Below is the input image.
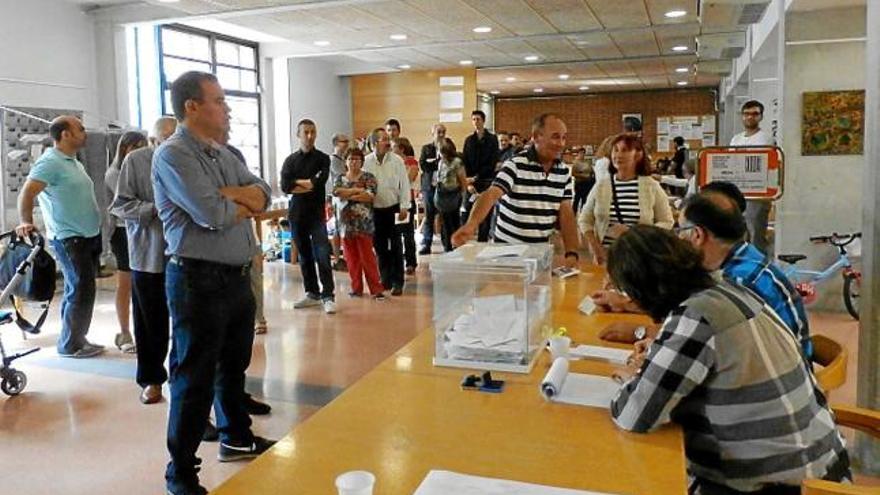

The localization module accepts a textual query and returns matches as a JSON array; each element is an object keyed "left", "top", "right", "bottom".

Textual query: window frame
[{"left": 157, "top": 24, "right": 263, "bottom": 176}]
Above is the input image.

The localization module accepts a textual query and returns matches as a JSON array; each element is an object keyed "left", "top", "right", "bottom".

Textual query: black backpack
[{"left": 0, "top": 235, "right": 56, "bottom": 334}]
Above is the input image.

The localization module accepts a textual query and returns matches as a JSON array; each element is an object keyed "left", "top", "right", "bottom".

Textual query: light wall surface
[{"left": 287, "top": 57, "right": 353, "bottom": 156}]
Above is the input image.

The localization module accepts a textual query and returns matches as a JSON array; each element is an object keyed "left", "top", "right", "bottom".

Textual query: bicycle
[{"left": 776, "top": 232, "right": 862, "bottom": 320}]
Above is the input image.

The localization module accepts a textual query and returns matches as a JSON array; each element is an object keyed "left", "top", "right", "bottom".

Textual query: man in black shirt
[
  {"left": 280, "top": 119, "right": 336, "bottom": 314},
  {"left": 462, "top": 110, "right": 499, "bottom": 242},
  {"left": 671, "top": 136, "right": 687, "bottom": 178}
]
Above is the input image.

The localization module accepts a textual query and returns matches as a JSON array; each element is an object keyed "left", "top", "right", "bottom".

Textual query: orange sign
[{"left": 697, "top": 146, "right": 784, "bottom": 200}]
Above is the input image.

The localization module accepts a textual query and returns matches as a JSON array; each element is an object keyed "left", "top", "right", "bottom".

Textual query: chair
[
  {"left": 812, "top": 334, "right": 848, "bottom": 394},
  {"left": 802, "top": 405, "right": 880, "bottom": 495}
]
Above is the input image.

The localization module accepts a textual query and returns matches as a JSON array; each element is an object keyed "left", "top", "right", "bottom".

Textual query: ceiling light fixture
[
  {"left": 490, "top": 90, "right": 500, "bottom": 95},
  {"left": 524, "top": 55, "right": 539, "bottom": 62},
  {"left": 558, "top": 74, "right": 570, "bottom": 80},
  {"left": 533, "top": 88, "right": 544, "bottom": 93},
  {"left": 397, "top": 64, "right": 411, "bottom": 70},
  {"left": 314, "top": 40, "right": 330, "bottom": 47},
  {"left": 676, "top": 81, "right": 688, "bottom": 86},
  {"left": 578, "top": 86, "right": 589, "bottom": 91},
  {"left": 390, "top": 34, "right": 408, "bottom": 41},
  {"left": 672, "top": 45, "right": 689, "bottom": 52},
  {"left": 675, "top": 67, "right": 689, "bottom": 73},
  {"left": 473, "top": 26, "right": 492, "bottom": 33},
  {"left": 364, "top": 43, "right": 383, "bottom": 48},
  {"left": 157, "top": 0, "right": 181, "bottom": 3},
  {"left": 505, "top": 76, "right": 516, "bottom": 82},
  {"left": 665, "top": 10, "right": 687, "bottom": 18},
  {"left": 459, "top": 60, "right": 473, "bottom": 66},
  {"left": 575, "top": 40, "right": 590, "bottom": 45}
]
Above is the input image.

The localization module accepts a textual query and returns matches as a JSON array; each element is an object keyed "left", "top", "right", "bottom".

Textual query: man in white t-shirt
[{"left": 730, "top": 100, "right": 774, "bottom": 253}]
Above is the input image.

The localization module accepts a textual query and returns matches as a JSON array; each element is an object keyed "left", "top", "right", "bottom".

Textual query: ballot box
[{"left": 430, "top": 243, "right": 553, "bottom": 373}]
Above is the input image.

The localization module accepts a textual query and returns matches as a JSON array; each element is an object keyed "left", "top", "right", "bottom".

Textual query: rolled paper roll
[{"left": 540, "top": 357, "right": 569, "bottom": 400}]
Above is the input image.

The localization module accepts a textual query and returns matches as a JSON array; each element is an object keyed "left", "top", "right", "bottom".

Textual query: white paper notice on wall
[
  {"left": 702, "top": 115, "right": 716, "bottom": 132},
  {"left": 440, "top": 90, "right": 464, "bottom": 109},
  {"left": 706, "top": 153, "right": 769, "bottom": 193},
  {"left": 657, "top": 117, "right": 670, "bottom": 134},
  {"left": 439, "top": 76, "right": 464, "bottom": 87},
  {"left": 439, "top": 112, "right": 463, "bottom": 123},
  {"left": 657, "top": 135, "right": 670, "bottom": 152},
  {"left": 702, "top": 134, "right": 716, "bottom": 147}
]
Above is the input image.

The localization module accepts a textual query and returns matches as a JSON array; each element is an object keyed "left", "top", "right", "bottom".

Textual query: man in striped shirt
[
  {"left": 452, "top": 113, "right": 580, "bottom": 268},
  {"left": 608, "top": 226, "right": 849, "bottom": 494}
]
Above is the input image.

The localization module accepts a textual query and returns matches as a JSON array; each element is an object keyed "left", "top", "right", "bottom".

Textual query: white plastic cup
[
  {"left": 549, "top": 336, "right": 571, "bottom": 360},
  {"left": 335, "top": 470, "right": 376, "bottom": 495}
]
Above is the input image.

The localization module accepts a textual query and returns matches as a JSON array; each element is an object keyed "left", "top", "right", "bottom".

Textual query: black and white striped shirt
[
  {"left": 602, "top": 177, "right": 640, "bottom": 246},
  {"left": 492, "top": 148, "right": 573, "bottom": 243}
]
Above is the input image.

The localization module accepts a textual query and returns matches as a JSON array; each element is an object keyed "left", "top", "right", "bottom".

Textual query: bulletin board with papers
[{"left": 655, "top": 114, "right": 717, "bottom": 154}]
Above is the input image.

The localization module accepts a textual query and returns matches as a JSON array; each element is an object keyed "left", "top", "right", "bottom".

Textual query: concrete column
[{"left": 857, "top": 0, "right": 880, "bottom": 475}]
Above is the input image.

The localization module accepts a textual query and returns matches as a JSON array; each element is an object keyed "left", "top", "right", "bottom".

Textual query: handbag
[{"left": 0, "top": 237, "right": 56, "bottom": 334}]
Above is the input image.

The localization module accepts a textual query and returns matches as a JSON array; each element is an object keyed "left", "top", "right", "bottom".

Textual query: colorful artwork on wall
[{"left": 801, "top": 90, "right": 865, "bottom": 155}]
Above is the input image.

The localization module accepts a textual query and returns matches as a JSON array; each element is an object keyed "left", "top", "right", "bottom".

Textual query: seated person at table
[
  {"left": 595, "top": 182, "right": 811, "bottom": 359},
  {"left": 607, "top": 226, "right": 849, "bottom": 494}
]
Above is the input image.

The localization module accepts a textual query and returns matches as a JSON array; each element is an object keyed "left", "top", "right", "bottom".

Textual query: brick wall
[{"left": 494, "top": 89, "right": 717, "bottom": 156}]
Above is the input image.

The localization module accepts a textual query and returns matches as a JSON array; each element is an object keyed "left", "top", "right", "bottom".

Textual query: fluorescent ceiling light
[
  {"left": 675, "top": 67, "right": 689, "bottom": 73},
  {"left": 671, "top": 45, "right": 688, "bottom": 52},
  {"left": 314, "top": 40, "right": 330, "bottom": 47},
  {"left": 397, "top": 64, "right": 411, "bottom": 69},
  {"left": 505, "top": 76, "right": 516, "bottom": 82},
  {"left": 390, "top": 34, "right": 407, "bottom": 41},
  {"left": 179, "top": 19, "right": 285, "bottom": 43},
  {"left": 786, "top": 37, "right": 866, "bottom": 46},
  {"left": 524, "top": 55, "right": 539, "bottom": 62},
  {"left": 459, "top": 60, "right": 473, "bottom": 66},
  {"left": 575, "top": 40, "right": 589, "bottom": 46},
  {"left": 533, "top": 88, "right": 544, "bottom": 93},
  {"left": 665, "top": 10, "right": 687, "bottom": 18},
  {"left": 490, "top": 90, "right": 500, "bottom": 95},
  {"left": 578, "top": 86, "right": 589, "bottom": 91},
  {"left": 473, "top": 26, "right": 492, "bottom": 33},
  {"left": 158, "top": 0, "right": 180, "bottom": 3},
  {"left": 558, "top": 74, "right": 570, "bottom": 80},
  {"left": 364, "top": 43, "right": 383, "bottom": 48},
  {"left": 676, "top": 81, "right": 688, "bottom": 86}
]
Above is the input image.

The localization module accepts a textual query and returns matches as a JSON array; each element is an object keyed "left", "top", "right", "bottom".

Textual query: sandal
[{"left": 115, "top": 333, "right": 137, "bottom": 354}]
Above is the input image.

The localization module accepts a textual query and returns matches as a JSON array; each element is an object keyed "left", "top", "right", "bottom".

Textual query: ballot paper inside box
[{"left": 430, "top": 243, "right": 552, "bottom": 373}]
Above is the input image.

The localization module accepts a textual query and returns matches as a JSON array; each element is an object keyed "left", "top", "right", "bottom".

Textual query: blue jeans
[
  {"left": 421, "top": 187, "right": 437, "bottom": 249},
  {"left": 290, "top": 216, "right": 335, "bottom": 300},
  {"left": 50, "top": 235, "right": 100, "bottom": 354},
  {"left": 165, "top": 258, "right": 255, "bottom": 484}
]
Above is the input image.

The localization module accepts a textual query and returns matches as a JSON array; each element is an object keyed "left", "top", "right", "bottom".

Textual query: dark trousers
[
  {"left": 396, "top": 200, "right": 417, "bottom": 268},
  {"left": 373, "top": 205, "right": 404, "bottom": 290},
  {"left": 165, "top": 259, "right": 255, "bottom": 484},
  {"left": 440, "top": 205, "right": 461, "bottom": 252},
  {"left": 573, "top": 178, "right": 594, "bottom": 213},
  {"left": 463, "top": 191, "right": 493, "bottom": 242},
  {"left": 290, "top": 215, "right": 335, "bottom": 300},
  {"left": 50, "top": 235, "right": 100, "bottom": 354},
  {"left": 132, "top": 270, "right": 169, "bottom": 387},
  {"left": 421, "top": 187, "right": 437, "bottom": 249}
]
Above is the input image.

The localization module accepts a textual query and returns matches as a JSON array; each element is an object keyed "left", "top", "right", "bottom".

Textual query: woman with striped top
[
  {"left": 579, "top": 133, "right": 673, "bottom": 264},
  {"left": 608, "top": 226, "right": 850, "bottom": 494}
]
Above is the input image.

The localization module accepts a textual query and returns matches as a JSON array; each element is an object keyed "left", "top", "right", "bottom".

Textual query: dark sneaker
[
  {"left": 202, "top": 420, "right": 219, "bottom": 442},
  {"left": 58, "top": 343, "right": 105, "bottom": 359},
  {"left": 218, "top": 436, "right": 277, "bottom": 462},
  {"left": 244, "top": 394, "right": 271, "bottom": 416},
  {"left": 391, "top": 286, "right": 403, "bottom": 296},
  {"left": 418, "top": 247, "right": 431, "bottom": 255},
  {"left": 166, "top": 477, "right": 207, "bottom": 495}
]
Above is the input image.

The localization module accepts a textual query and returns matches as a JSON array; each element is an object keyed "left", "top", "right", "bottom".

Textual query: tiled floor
[{"left": 0, "top": 254, "right": 876, "bottom": 494}]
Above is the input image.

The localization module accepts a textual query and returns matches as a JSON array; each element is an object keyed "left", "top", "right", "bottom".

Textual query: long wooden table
[{"left": 213, "top": 265, "right": 686, "bottom": 495}]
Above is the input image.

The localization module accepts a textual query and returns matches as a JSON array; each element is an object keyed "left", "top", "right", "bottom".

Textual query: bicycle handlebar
[{"left": 809, "top": 232, "right": 861, "bottom": 247}]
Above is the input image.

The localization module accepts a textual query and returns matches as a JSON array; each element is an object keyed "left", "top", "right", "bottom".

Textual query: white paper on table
[
  {"left": 476, "top": 244, "right": 529, "bottom": 259},
  {"left": 413, "top": 470, "right": 616, "bottom": 495},
  {"left": 440, "top": 90, "right": 465, "bottom": 109},
  {"left": 540, "top": 358, "right": 619, "bottom": 408},
  {"left": 577, "top": 296, "right": 596, "bottom": 315},
  {"left": 569, "top": 345, "right": 630, "bottom": 365}
]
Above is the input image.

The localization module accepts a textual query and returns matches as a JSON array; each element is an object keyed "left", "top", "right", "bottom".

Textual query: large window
[{"left": 158, "top": 25, "right": 262, "bottom": 176}]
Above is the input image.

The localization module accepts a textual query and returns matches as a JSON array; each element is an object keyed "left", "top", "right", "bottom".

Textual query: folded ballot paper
[
  {"left": 414, "top": 470, "right": 616, "bottom": 495},
  {"left": 444, "top": 295, "right": 527, "bottom": 363},
  {"left": 540, "top": 358, "right": 620, "bottom": 408}
]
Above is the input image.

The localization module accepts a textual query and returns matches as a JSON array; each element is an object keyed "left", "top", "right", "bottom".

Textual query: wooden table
[{"left": 213, "top": 265, "right": 685, "bottom": 495}]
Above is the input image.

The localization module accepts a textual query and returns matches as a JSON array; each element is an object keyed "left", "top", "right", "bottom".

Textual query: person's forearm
[
  {"left": 17, "top": 192, "right": 34, "bottom": 224},
  {"left": 351, "top": 192, "right": 374, "bottom": 203},
  {"left": 221, "top": 185, "right": 267, "bottom": 213},
  {"left": 558, "top": 204, "right": 580, "bottom": 253},
  {"left": 465, "top": 189, "right": 499, "bottom": 227}
]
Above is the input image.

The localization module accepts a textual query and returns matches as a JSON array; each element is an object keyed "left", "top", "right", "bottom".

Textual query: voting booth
[{"left": 430, "top": 243, "right": 552, "bottom": 373}]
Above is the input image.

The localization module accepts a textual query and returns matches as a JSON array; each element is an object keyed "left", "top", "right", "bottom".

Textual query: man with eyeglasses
[
  {"left": 328, "top": 133, "right": 350, "bottom": 270},
  {"left": 730, "top": 99, "right": 774, "bottom": 254},
  {"left": 595, "top": 182, "right": 811, "bottom": 360}
]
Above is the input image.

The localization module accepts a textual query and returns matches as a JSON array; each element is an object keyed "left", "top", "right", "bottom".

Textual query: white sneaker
[
  {"left": 293, "top": 296, "right": 322, "bottom": 309},
  {"left": 323, "top": 300, "right": 337, "bottom": 314}
]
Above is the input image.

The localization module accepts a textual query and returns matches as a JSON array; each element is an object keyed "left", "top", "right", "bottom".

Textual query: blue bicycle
[{"left": 777, "top": 232, "right": 862, "bottom": 320}]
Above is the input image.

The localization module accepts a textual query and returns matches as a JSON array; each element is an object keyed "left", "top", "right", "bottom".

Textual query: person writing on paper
[
  {"left": 451, "top": 113, "right": 580, "bottom": 269},
  {"left": 578, "top": 133, "right": 673, "bottom": 265},
  {"left": 606, "top": 225, "right": 850, "bottom": 494}
]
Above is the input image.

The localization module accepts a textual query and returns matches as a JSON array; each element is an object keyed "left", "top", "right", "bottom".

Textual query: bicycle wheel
[{"left": 843, "top": 272, "right": 860, "bottom": 320}]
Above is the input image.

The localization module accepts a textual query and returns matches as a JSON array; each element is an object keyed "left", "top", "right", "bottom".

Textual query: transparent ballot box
[{"left": 430, "top": 243, "right": 553, "bottom": 373}]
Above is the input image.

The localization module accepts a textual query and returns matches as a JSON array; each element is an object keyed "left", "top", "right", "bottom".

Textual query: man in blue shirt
[
  {"left": 16, "top": 115, "right": 104, "bottom": 358},
  {"left": 152, "top": 71, "right": 274, "bottom": 495}
]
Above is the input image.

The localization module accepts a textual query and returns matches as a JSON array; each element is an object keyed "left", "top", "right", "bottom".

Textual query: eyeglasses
[{"left": 674, "top": 224, "right": 698, "bottom": 235}]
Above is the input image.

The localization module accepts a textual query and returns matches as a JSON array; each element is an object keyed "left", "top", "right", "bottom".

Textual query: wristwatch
[{"left": 634, "top": 326, "right": 647, "bottom": 340}]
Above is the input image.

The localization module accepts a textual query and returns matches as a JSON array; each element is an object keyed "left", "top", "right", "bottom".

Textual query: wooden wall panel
[
  {"left": 351, "top": 68, "right": 477, "bottom": 147},
  {"left": 494, "top": 89, "right": 716, "bottom": 156}
]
